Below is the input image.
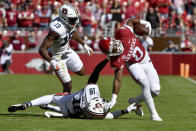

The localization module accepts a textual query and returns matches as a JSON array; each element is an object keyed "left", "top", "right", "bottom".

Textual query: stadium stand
[
  {"left": 0, "top": 0, "right": 196, "bottom": 52},
  {"left": 0, "top": 0, "right": 196, "bottom": 77}
]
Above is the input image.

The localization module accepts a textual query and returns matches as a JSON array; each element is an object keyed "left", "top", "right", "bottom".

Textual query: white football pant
[
  {"left": 52, "top": 49, "right": 83, "bottom": 83},
  {"left": 126, "top": 55, "right": 161, "bottom": 117}
]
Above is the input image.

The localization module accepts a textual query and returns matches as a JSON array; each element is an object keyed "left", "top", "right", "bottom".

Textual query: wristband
[{"left": 111, "top": 94, "right": 118, "bottom": 102}]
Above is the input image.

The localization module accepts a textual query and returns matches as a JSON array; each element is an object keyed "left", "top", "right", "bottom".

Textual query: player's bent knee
[
  {"left": 75, "top": 67, "right": 85, "bottom": 76},
  {"left": 151, "top": 89, "right": 160, "bottom": 97},
  {"left": 150, "top": 83, "right": 161, "bottom": 97}
]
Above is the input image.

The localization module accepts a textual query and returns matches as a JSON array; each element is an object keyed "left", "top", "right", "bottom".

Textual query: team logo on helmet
[
  {"left": 99, "top": 37, "right": 124, "bottom": 56},
  {"left": 62, "top": 8, "right": 67, "bottom": 14},
  {"left": 59, "top": 4, "right": 81, "bottom": 28}
]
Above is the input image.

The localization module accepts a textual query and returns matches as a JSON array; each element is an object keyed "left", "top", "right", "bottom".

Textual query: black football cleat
[
  {"left": 39, "top": 105, "right": 48, "bottom": 110},
  {"left": 8, "top": 104, "right": 27, "bottom": 112}
]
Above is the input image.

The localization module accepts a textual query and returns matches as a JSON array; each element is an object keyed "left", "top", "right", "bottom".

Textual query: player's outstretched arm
[
  {"left": 105, "top": 103, "right": 140, "bottom": 119},
  {"left": 8, "top": 95, "right": 55, "bottom": 113},
  {"left": 106, "top": 68, "right": 123, "bottom": 109},
  {"left": 39, "top": 33, "right": 61, "bottom": 70},
  {"left": 87, "top": 58, "right": 109, "bottom": 84},
  {"left": 39, "top": 33, "right": 55, "bottom": 62},
  {"left": 125, "top": 18, "right": 151, "bottom": 35},
  {"left": 72, "top": 32, "right": 93, "bottom": 55}
]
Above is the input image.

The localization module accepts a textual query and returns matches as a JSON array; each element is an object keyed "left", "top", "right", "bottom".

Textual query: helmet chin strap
[{"left": 108, "top": 44, "right": 124, "bottom": 56}]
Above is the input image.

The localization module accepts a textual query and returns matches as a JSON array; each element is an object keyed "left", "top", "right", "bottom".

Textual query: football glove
[
  {"left": 107, "top": 100, "right": 116, "bottom": 109},
  {"left": 107, "top": 94, "right": 118, "bottom": 109},
  {"left": 50, "top": 60, "right": 61, "bottom": 70},
  {"left": 83, "top": 44, "right": 93, "bottom": 56},
  {"left": 140, "top": 20, "right": 152, "bottom": 35}
]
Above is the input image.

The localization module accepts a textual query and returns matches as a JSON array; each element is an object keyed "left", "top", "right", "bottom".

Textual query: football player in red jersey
[{"left": 99, "top": 18, "right": 162, "bottom": 121}]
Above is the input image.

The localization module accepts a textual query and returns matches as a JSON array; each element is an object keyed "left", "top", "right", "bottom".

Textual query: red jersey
[
  {"left": 18, "top": 10, "right": 34, "bottom": 27},
  {"left": 110, "top": 26, "right": 146, "bottom": 69},
  {"left": 6, "top": 11, "right": 18, "bottom": 27},
  {"left": 156, "top": 0, "right": 169, "bottom": 14},
  {"left": 11, "top": 37, "right": 24, "bottom": 51}
]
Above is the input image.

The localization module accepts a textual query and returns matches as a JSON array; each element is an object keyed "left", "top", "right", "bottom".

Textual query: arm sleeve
[{"left": 87, "top": 58, "right": 109, "bottom": 84}]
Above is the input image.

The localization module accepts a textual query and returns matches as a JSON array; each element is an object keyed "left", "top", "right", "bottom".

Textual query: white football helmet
[
  {"left": 59, "top": 3, "right": 81, "bottom": 28},
  {"left": 99, "top": 37, "right": 124, "bottom": 56},
  {"left": 84, "top": 97, "right": 108, "bottom": 119}
]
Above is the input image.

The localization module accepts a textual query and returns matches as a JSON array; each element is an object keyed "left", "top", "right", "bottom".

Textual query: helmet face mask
[
  {"left": 84, "top": 97, "right": 108, "bottom": 119},
  {"left": 99, "top": 37, "right": 124, "bottom": 56},
  {"left": 59, "top": 4, "right": 81, "bottom": 28},
  {"left": 109, "top": 39, "right": 124, "bottom": 56}
]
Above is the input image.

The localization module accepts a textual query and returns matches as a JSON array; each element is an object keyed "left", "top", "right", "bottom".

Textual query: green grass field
[{"left": 0, "top": 74, "right": 196, "bottom": 131}]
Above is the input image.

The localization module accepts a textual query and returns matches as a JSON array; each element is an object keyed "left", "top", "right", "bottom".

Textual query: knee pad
[
  {"left": 150, "top": 83, "right": 161, "bottom": 97},
  {"left": 151, "top": 89, "right": 160, "bottom": 97},
  {"left": 55, "top": 69, "right": 71, "bottom": 83}
]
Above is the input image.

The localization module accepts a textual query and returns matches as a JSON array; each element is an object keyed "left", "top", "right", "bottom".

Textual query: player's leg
[
  {"left": 126, "top": 63, "right": 146, "bottom": 116},
  {"left": 8, "top": 95, "right": 55, "bottom": 112},
  {"left": 40, "top": 104, "right": 61, "bottom": 113},
  {"left": 127, "top": 63, "right": 160, "bottom": 120},
  {"left": 145, "top": 62, "right": 162, "bottom": 121},
  {"left": 105, "top": 103, "right": 140, "bottom": 119},
  {"left": 50, "top": 94, "right": 71, "bottom": 117},
  {"left": 44, "top": 111, "right": 64, "bottom": 118},
  {"left": 87, "top": 59, "right": 109, "bottom": 84},
  {"left": 54, "top": 56, "right": 72, "bottom": 93},
  {"left": 74, "top": 66, "right": 85, "bottom": 76},
  {"left": 40, "top": 93, "right": 70, "bottom": 113},
  {"left": 146, "top": 62, "right": 161, "bottom": 97},
  {"left": 66, "top": 50, "right": 85, "bottom": 76},
  {"left": 126, "top": 63, "right": 148, "bottom": 104}
]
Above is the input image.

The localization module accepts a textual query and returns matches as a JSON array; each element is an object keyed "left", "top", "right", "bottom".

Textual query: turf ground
[{"left": 0, "top": 74, "right": 196, "bottom": 131}]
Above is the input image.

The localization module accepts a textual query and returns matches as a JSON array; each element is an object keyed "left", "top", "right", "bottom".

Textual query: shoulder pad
[
  {"left": 84, "top": 84, "right": 100, "bottom": 103},
  {"left": 49, "top": 17, "right": 67, "bottom": 37}
]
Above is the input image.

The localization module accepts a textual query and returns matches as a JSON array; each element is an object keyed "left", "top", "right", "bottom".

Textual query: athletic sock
[{"left": 24, "top": 102, "right": 32, "bottom": 107}]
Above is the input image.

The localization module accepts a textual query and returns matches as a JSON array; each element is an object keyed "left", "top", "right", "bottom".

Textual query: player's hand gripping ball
[{"left": 133, "top": 23, "right": 149, "bottom": 36}]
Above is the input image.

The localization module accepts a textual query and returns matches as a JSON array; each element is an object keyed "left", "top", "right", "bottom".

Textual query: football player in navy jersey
[
  {"left": 39, "top": 3, "right": 93, "bottom": 93},
  {"left": 8, "top": 59, "right": 139, "bottom": 119}
]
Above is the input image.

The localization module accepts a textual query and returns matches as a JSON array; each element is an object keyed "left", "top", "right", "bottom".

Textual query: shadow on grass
[
  {"left": 0, "top": 113, "right": 44, "bottom": 118},
  {"left": 0, "top": 113, "right": 142, "bottom": 120}
]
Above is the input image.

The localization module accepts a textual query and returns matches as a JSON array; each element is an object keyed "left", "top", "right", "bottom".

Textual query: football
[{"left": 133, "top": 23, "right": 149, "bottom": 36}]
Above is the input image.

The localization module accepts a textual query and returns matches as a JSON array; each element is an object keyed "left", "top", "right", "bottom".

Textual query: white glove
[
  {"left": 50, "top": 60, "right": 61, "bottom": 70},
  {"left": 107, "top": 100, "right": 116, "bottom": 109},
  {"left": 83, "top": 44, "right": 93, "bottom": 56},
  {"left": 140, "top": 20, "right": 152, "bottom": 35},
  {"left": 107, "top": 94, "right": 118, "bottom": 109},
  {"left": 126, "top": 103, "right": 137, "bottom": 113}
]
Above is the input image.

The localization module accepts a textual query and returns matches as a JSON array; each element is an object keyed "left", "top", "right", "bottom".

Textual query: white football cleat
[
  {"left": 45, "top": 111, "right": 64, "bottom": 118},
  {"left": 135, "top": 106, "right": 144, "bottom": 117},
  {"left": 126, "top": 103, "right": 137, "bottom": 112},
  {"left": 151, "top": 115, "right": 163, "bottom": 121},
  {"left": 105, "top": 112, "right": 114, "bottom": 119},
  {"left": 128, "top": 98, "right": 144, "bottom": 117}
]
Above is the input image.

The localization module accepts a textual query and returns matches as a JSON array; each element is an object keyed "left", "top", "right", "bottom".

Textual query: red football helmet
[{"left": 99, "top": 37, "right": 124, "bottom": 56}]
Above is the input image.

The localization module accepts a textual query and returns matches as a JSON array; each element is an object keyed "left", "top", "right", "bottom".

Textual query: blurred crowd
[{"left": 0, "top": 0, "right": 196, "bottom": 52}]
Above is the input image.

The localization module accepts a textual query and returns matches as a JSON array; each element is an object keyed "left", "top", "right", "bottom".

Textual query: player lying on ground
[
  {"left": 8, "top": 59, "right": 141, "bottom": 119},
  {"left": 99, "top": 18, "right": 162, "bottom": 121}
]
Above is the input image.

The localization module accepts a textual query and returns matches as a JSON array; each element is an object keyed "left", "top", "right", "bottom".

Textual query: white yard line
[{"left": 187, "top": 78, "right": 196, "bottom": 85}]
